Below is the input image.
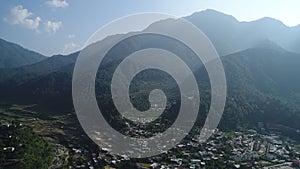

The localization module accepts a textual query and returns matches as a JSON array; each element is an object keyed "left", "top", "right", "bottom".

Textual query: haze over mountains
[
  {"left": 186, "top": 9, "right": 300, "bottom": 55},
  {"left": 0, "top": 9, "right": 300, "bottom": 136},
  {"left": 1, "top": 9, "right": 299, "bottom": 68}
]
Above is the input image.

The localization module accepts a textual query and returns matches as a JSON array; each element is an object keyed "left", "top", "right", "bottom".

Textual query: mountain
[
  {"left": 0, "top": 52, "right": 78, "bottom": 114},
  {"left": 220, "top": 47, "right": 300, "bottom": 129},
  {"left": 0, "top": 38, "right": 46, "bottom": 68},
  {"left": 0, "top": 38, "right": 300, "bottom": 132},
  {"left": 253, "top": 39, "right": 285, "bottom": 51},
  {"left": 185, "top": 9, "right": 300, "bottom": 55},
  {"left": 1, "top": 9, "right": 300, "bottom": 134},
  {"left": 0, "top": 52, "right": 78, "bottom": 83}
]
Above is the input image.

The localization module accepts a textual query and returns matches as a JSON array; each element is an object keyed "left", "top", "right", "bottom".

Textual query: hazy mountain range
[
  {"left": 186, "top": 9, "right": 300, "bottom": 55},
  {"left": 0, "top": 9, "right": 300, "bottom": 136}
]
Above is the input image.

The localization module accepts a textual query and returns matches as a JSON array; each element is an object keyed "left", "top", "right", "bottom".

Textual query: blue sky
[{"left": 1, "top": 0, "right": 300, "bottom": 56}]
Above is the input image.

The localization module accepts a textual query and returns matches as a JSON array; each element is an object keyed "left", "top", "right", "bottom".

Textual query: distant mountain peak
[
  {"left": 188, "top": 9, "right": 238, "bottom": 22},
  {"left": 253, "top": 17, "right": 288, "bottom": 28},
  {"left": 182, "top": 9, "right": 300, "bottom": 55}
]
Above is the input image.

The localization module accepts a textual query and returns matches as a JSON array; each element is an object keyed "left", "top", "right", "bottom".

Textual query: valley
[{"left": 1, "top": 8, "right": 300, "bottom": 169}]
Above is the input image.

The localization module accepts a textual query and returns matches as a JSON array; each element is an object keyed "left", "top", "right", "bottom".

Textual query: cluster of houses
[
  {"left": 227, "top": 130, "right": 300, "bottom": 168},
  {"left": 2, "top": 117, "right": 300, "bottom": 169},
  {"left": 73, "top": 127, "right": 300, "bottom": 169},
  {"left": 0, "top": 120, "right": 20, "bottom": 167}
]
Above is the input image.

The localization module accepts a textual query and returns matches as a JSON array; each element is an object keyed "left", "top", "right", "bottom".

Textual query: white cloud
[
  {"left": 5, "top": 5, "right": 41, "bottom": 30},
  {"left": 46, "top": 0, "right": 69, "bottom": 8},
  {"left": 45, "top": 21, "right": 62, "bottom": 33},
  {"left": 63, "top": 42, "right": 80, "bottom": 55}
]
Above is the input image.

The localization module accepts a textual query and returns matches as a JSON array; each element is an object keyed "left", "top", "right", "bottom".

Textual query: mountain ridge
[
  {"left": 1, "top": 9, "right": 300, "bottom": 134},
  {"left": 1, "top": 41, "right": 300, "bottom": 131},
  {"left": 185, "top": 9, "right": 300, "bottom": 55},
  {"left": 0, "top": 38, "right": 46, "bottom": 68}
]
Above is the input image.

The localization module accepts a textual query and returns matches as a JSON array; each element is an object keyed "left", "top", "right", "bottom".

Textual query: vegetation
[
  {"left": 0, "top": 120, "right": 54, "bottom": 169},
  {"left": 0, "top": 38, "right": 45, "bottom": 68},
  {"left": 1, "top": 39, "right": 300, "bottom": 134}
]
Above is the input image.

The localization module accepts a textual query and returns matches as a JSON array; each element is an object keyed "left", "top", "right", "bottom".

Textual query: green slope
[{"left": 0, "top": 38, "right": 46, "bottom": 68}]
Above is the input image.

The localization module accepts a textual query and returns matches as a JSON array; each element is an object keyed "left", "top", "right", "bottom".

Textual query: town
[
  {"left": 88, "top": 123, "right": 300, "bottom": 169},
  {"left": 1, "top": 104, "right": 300, "bottom": 169}
]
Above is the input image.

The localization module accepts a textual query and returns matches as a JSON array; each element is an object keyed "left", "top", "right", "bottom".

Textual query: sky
[{"left": 0, "top": 0, "right": 300, "bottom": 56}]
